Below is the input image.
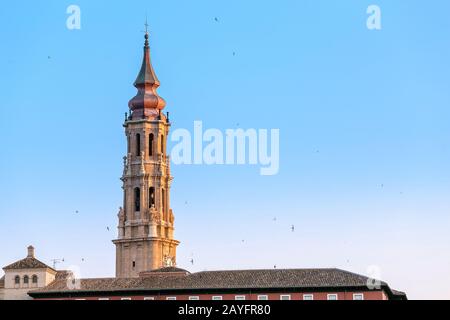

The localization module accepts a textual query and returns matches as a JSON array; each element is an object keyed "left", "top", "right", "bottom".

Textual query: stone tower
[{"left": 113, "top": 31, "right": 179, "bottom": 278}]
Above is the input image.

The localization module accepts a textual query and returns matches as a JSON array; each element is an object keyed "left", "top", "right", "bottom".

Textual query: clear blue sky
[{"left": 1, "top": 0, "right": 450, "bottom": 300}]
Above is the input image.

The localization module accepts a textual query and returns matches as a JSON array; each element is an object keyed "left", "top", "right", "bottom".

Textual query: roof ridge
[
  {"left": 333, "top": 268, "right": 370, "bottom": 278},
  {"left": 193, "top": 268, "right": 338, "bottom": 274},
  {"left": 333, "top": 268, "right": 388, "bottom": 285},
  {"left": 66, "top": 277, "right": 119, "bottom": 281}
]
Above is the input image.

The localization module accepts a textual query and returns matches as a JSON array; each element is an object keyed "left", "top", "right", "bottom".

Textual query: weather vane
[{"left": 50, "top": 258, "right": 65, "bottom": 269}]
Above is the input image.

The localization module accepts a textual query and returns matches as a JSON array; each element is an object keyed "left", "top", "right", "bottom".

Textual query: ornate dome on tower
[{"left": 128, "top": 32, "right": 166, "bottom": 120}]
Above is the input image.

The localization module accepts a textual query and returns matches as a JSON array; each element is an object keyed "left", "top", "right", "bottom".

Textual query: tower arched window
[
  {"left": 162, "top": 188, "right": 166, "bottom": 215},
  {"left": 136, "top": 133, "right": 141, "bottom": 156},
  {"left": 14, "top": 276, "right": 20, "bottom": 285},
  {"left": 149, "top": 187, "right": 155, "bottom": 208},
  {"left": 134, "top": 187, "right": 141, "bottom": 212},
  {"left": 23, "top": 275, "right": 29, "bottom": 285},
  {"left": 161, "top": 134, "right": 165, "bottom": 155},
  {"left": 32, "top": 275, "right": 38, "bottom": 284},
  {"left": 149, "top": 133, "right": 154, "bottom": 157}
]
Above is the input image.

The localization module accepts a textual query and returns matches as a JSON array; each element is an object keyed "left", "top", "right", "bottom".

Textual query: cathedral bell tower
[{"left": 113, "top": 31, "right": 179, "bottom": 278}]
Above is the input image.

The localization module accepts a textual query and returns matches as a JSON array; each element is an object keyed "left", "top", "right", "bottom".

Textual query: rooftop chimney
[{"left": 27, "top": 245, "right": 35, "bottom": 258}]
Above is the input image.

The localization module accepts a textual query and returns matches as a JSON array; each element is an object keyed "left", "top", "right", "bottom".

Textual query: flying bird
[
  {"left": 291, "top": 225, "right": 295, "bottom": 232},
  {"left": 190, "top": 259, "right": 194, "bottom": 265},
  {"left": 107, "top": 227, "right": 110, "bottom": 231},
  {"left": 214, "top": 17, "right": 219, "bottom": 22}
]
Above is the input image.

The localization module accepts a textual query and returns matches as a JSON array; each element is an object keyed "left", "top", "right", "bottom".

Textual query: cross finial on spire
[
  {"left": 144, "top": 18, "right": 149, "bottom": 47},
  {"left": 144, "top": 17, "right": 149, "bottom": 35}
]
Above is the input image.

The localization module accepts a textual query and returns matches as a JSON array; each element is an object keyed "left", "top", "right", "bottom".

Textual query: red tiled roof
[
  {"left": 29, "top": 268, "right": 406, "bottom": 300},
  {"left": 391, "top": 289, "right": 407, "bottom": 298},
  {"left": 55, "top": 270, "right": 72, "bottom": 281},
  {"left": 3, "top": 257, "right": 54, "bottom": 271},
  {"left": 147, "top": 267, "right": 190, "bottom": 274}
]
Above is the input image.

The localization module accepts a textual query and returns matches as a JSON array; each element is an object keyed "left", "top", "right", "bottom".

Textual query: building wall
[
  {"left": 3, "top": 268, "right": 56, "bottom": 300},
  {"left": 35, "top": 290, "right": 388, "bottom": 300}
]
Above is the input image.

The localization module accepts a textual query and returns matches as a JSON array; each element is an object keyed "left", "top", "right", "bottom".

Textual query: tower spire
[{"left": 128, "top": 26, "right": 166, "bottom": 119}]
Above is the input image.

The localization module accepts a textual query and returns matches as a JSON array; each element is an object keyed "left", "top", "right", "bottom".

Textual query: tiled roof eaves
[{"left": 29, "top": 284, "right": 387, "bottom": 298}]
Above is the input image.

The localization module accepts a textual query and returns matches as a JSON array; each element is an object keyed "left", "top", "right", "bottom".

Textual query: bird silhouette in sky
[
  {"left": 214, "top": 17, "right": 219, "bottom": 22},
  {"left": 190, "top": 258, "right": 194, "bottom": 265},
  {"left": 291, "top": 225, "right": 295, "bottom": 232}
]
